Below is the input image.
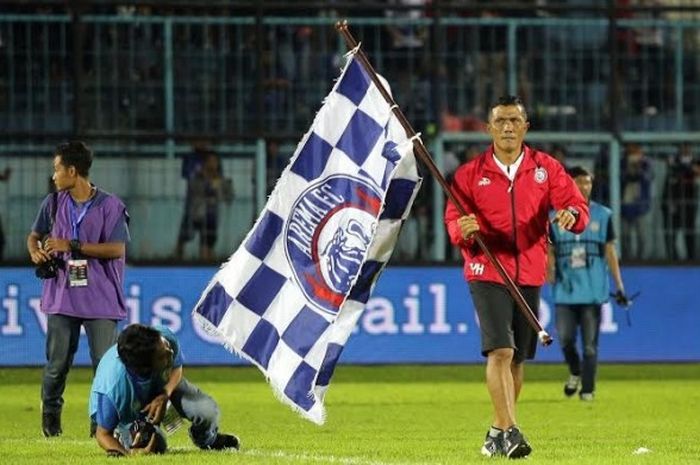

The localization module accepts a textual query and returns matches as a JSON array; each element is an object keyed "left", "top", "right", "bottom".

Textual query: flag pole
[{"left": 335, "top": 20, "right": 552, "bottom": 346}]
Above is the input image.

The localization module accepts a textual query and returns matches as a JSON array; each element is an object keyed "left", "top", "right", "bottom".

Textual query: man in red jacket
[{"left": 444, "top": 96, "right": 589, "bottom": 459}]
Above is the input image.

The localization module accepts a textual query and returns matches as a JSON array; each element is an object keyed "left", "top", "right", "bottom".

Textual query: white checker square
[
  {"left": 359, "top": 137, "right": 391, "bottom": 187},
  {"left": 262, "top": 282, "right": 309, "bottom": 333},
  {"left": 217, "top": 302, "right": 262, "bottom": 348},
  {"left": 261, "top": 239, "right": 291, "bottom": 278},
  {"left": 266, "top": 170, "right": 311, "bottom": 218},
  {"left": 312, "top": 93, "right": 357, "bottom": 147},
  {"left": 301, "top": 331, "right": 331, "bottom": 371},
  {"left": 266, "top": 341, "right": 304, "bottom": 389},
  {"left": 216, "top": 248, "right": 262, "bottom": 298},
  {"left": 330, "top": 300, "right": 366, "bottom": 345},
  {"left": 391, "top": 140, "right": 420, "bottom": 181},
  {"left": 367, "top": 218, "right": 402, "bottom": 262},
  {"left": 357, "top": 83, "right": 392, "bottom": 127},
  {"left": 319, "top": 147, "right": 364, "bottom": 178}
]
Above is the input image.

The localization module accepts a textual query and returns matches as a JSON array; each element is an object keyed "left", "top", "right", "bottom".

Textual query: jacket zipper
[{"left": 509, "top": 178, "right": 519, "bottom": 283}]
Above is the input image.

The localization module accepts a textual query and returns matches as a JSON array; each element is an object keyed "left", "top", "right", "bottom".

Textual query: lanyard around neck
[{"left": 68, "top": 196, "right": 95, "bottom": 240}]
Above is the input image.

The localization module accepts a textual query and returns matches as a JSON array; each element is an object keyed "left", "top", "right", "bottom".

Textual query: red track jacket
[{"left": 444, "top": 144, "right": 589, "bottom": 286}]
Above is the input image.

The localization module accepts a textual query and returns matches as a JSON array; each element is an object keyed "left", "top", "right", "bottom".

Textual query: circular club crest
[
  {"left": 534, "top": 167, "right": 548, "bottom": 184},
  {"left": 590, "top": 221, "right": 600, "bottom": 233},
  {"left": 285, "top": 175, "right": 381, "bottom": 315}
]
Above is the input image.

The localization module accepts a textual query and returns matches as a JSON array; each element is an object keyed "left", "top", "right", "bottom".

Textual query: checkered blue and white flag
[{"left": 192, "top": 49, "right": 422, "bottom": 424}]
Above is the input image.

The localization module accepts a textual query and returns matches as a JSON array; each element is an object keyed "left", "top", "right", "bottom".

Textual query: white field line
[
  {"left": 10, "top": 440, "right": 442, "bottom": 465},
  {"left": 240, "top": 448, "right": 441, "bottom": 465}
]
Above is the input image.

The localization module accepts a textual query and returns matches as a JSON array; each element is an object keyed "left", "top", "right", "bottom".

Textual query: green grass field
[{"left": 0, "top": 364, "right": 698, "bottom": 464}]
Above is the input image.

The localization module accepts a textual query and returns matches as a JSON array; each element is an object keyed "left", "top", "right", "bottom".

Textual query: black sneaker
[
  {"left": 42, "top": 411, "right": 62, "bottom": 437},
  {"left": 564, "top": 375, "right": 581, "bottom": 397},
  {"left": 480, "top": 430, "right": 505, "bottom": 457},
  {"left": 503, "top": 426, "right": 532, "bottom": 459},
  {"left": 207, "top": 433, "right": 240, "bottom": 451}
]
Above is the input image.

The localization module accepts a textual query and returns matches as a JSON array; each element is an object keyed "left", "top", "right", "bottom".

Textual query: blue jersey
[
  {"left": 88, "top": 326, "right": 184, "bottom": 430},
  {"left": 550, "top": 201, "right": 615, "bottom": 304}
]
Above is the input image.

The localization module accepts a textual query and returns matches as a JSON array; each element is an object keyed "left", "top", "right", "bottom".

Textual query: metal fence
[
  {"left": 0, "top": 142, "right": 265, "bottom": 262},
  {"left": 3, "top": 13, "right": 700, "bottom": 138},
  {"left": 1, "top": 8, "right": 700, "bottom": 263},
  {"left": 434, "top": 132, "right": 700, "bottom": 263}
]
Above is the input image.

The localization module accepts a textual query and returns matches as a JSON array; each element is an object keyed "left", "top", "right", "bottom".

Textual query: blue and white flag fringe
[{"left": 193, "top": 48, "right": 422, "bottom": 424}]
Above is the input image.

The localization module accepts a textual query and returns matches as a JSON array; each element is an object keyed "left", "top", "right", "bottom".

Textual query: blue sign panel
[{"left": 0, "top": 267, "right": 697, "bottom": 365}]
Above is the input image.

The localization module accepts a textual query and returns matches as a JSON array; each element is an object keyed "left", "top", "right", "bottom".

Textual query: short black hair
[
  {"left": 489, "top": 95, "right": 528, "bottom": 121},
  {"left": 117, "top": 324, "right": 162, "bottom": 376},
  {"left": 55, "top": 141, "right": 93, "bottom": 177},
  {"left": 568, "top": 165, "right": 593, "bottom": 180}
]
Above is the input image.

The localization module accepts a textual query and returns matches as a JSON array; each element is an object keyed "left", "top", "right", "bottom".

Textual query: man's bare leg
[
  {"left": 511, "top": 361, "right": 524, "bottom": 402},
  {"left": 486, "top": 348, "right": 516, "bottom": 429}
]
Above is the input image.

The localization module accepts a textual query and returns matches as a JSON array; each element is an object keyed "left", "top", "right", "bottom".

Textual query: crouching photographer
[
  {"left": 90, "top": 324, "right": 240, "bottom": 456},
  {"left": 26, "top": 141, "right": 130, "bottom": 438}
]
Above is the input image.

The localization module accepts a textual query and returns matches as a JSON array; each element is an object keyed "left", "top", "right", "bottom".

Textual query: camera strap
[{"left": 49, "top": 192, "right": 58, "bottom": 234}]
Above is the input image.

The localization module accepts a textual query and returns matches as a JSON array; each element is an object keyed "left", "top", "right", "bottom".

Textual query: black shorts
[{"left": 469, "top": 281, "right": 541, "bottom": 363}]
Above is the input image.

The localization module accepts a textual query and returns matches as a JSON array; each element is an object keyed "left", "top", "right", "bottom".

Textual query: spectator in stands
[
  {"left": 0, "top": 167, "right": 10, "bottom": 260},
  {"left": 620, "top": 143, "right": 653, "bottom": 259},
  {"left": 175, "top": 148, "right": 233, "bottom": 261},
  {"left": 629, "top": 0, "right": 671, "bottom": 116},
  {"left": 265, "top": 140, "right": 289, "bottom": 194},
  {"left": 663, "top": 143, "right": 700, "bottom": 260},
  {"left": 472, "top": 4, "right": 507, "bottom": 118},
  {"left": 383, "top": 0, "right": 429, "bottom": 106},
  {"left": 551, "top": 144, "right": 569, "bottom": 168},
  {"left": 383, "top": 0, "right": 428, "bottom": 66}
]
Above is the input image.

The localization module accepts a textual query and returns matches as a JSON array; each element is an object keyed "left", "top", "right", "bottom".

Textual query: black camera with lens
[
  {"left": 35, "top": 256, "right": 66, "bottom": 279},
  {"left": 129, "top": 418, "right": 156, "bottom": 448}
]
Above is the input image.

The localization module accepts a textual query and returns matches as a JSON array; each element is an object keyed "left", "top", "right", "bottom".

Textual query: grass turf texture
[{"left": 0, "top": 364, "right": 697, "bottom": 465}]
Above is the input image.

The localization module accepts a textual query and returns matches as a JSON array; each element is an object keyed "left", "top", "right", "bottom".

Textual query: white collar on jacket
[{"left": 492, "top": 151, "right": 524, "bottom": 181}]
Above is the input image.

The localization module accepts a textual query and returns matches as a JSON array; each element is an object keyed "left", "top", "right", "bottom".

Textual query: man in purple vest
[{"left": 26, "top": 141, "right": 130, "bottom": 438}]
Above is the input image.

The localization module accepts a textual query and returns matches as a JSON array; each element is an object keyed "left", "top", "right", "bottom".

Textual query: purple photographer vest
[{"left": 39, "top": 190, "right": 129, "bottom": 320}]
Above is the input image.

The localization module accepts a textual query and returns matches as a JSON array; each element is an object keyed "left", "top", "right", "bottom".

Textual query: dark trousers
[
  {"left": 42, "top": 314, "right": 117, "bottom": 414},
  {"left": 668, "top": 207, "right": 696, "bottom": 260},
  {"left": 555, "top": 304, "right": 601, "bottom": 394},
  {"left": 117, "top": 378, "right": 221, "bottom": 452}
]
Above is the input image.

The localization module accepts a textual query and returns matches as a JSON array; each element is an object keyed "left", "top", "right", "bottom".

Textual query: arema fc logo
[{"left": 285, "top": 175, "right": 381, "bottom": 315}]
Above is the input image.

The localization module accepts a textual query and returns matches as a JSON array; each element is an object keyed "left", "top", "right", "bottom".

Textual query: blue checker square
[
  {"left": 317, "top": 343, "right": 344, "bottom": 386},
  {"left": 335, "top": 109, "right": 383, "bottom": 166},
  {"left": 380, "top": 178, "right": 418, "bottom": 220},
  {"left": 381, "top": 140, "right": 401, "bottom": 164},
  {"left": 281, "top": 306, "right": 330, "bottom": 357},
  {"left": 283, "top": 361, "right": 318, "bottom": 411},
  {"left": 348, "top": 260, "right": 384, "bottom": 304},
  {"left": 236, "top": 263, "right": 286, "bottom": 316},
  {"left": 245, "top": 210, "right": 284, "bottom": 260},
  {"left": 290, "top": 132, "right": 333, "bottom": 181},
  {"left": 241, "top": 319, "right": 280, "bottom": 369},
  {"left": 194, "top": 282, "right": 233, "bottom": 327},
  {"left": 336, "top": 59, "right": 371, "bottom": 106}
]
